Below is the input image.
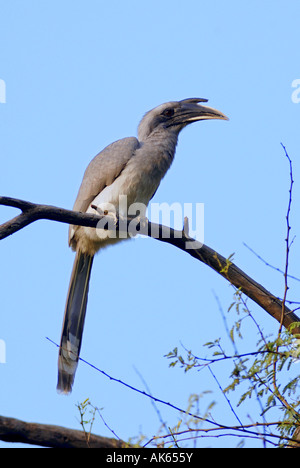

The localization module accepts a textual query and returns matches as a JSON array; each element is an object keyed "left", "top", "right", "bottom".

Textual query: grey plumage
[
  {"left": 57, "top": 98, "right": 228, "bottom": 394},
  {"left": 57, "top": 251, "right": 93, "bottom": 392}
]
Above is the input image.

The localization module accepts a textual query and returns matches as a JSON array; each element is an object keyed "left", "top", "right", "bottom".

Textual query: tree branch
[
  {"left": 0, "top": 414, "right": 127, "bottom": 448},
  {"left": 1, "top": 195, "right": 300, "bottom": 335}
]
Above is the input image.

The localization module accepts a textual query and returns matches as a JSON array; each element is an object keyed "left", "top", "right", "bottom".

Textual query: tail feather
[{"left": 57, "top": 251, "right": 94, "bottom": 394}]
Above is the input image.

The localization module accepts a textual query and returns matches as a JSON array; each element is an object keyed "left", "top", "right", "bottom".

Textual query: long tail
[{"left": 57, "top": 251, "right": 94, "bottom": 394}]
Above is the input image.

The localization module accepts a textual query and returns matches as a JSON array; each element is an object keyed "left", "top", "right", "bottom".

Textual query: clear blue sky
[{"left": 0, "top": 0, "right": 299, "bottom": 448}]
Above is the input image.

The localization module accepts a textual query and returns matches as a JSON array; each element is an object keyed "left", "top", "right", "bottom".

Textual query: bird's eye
[{"left": 162, "top": 108, "right": 175, "bottom": 117}]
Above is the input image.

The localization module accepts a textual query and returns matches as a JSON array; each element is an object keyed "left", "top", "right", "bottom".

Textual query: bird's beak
[{"left": 182, "top": 101, "right": 229, "bottom": 123}]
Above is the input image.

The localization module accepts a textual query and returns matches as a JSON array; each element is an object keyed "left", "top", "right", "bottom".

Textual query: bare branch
[
  {"left": 1, "top": 195, "right": 300, "bottom": 335},
  {"left": 0, "top": 415, "right": 127, "bottom": 448},
  {"left": 0, "top": 196, "right": 103, "bottom": 240}
]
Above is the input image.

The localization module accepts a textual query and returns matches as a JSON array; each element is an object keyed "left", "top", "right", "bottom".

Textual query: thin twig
[
  {"left": 272, "top": 143, "right": 296, "bottom": 414},
  {"left": 207, "top": 365, "right": 243, "bottom": 426},
  {"left": 243, "top": 242, "right": 300, "bottom": 282},
  {"left": 45, "top": 337, "right": 295, "bottom": 448}
]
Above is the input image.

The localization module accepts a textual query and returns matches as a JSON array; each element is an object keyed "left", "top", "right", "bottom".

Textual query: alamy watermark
[
  {"left": 149, "top": 201, "right": 204, "bottom": 249},
  {"left": 0, "top": 339, "right": 6, "bottom": 364},
  {"left": 92, "top": 196, "right": 204, "bottom": 249},
  {"left": 291, "top": 79, "right": 300, "bottom": 103},
  {"left": 0, "top": 79, "right": 6, "bottom": 103}
]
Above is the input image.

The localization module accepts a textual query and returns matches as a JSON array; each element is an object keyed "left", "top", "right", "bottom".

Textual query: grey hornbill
[{"left": 57, "top": 97, "right": 228, "bottom": 393}]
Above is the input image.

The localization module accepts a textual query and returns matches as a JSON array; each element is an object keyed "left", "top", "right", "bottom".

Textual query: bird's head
[{"left": 138, "top": 98, "right": 228, "bottom": 141}]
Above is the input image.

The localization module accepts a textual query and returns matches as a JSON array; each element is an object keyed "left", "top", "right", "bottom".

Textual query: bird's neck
[{"left": 142, "top": 129, "right": 179, "bottom": 164}]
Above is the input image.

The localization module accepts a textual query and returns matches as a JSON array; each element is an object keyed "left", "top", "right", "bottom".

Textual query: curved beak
[
  {"left": 168, "top": 98, "right": 228, "bottom": 126},
  {"left": 185, "top": 104, "right": 229, "bottom": 122},
  {"left": 180, "top": 98, "right": 229, "bottom": 123}
]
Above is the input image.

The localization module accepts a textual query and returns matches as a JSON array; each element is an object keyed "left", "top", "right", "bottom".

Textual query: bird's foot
[{"left": 91, "top": 204, "right": 118, "bottom": 225}]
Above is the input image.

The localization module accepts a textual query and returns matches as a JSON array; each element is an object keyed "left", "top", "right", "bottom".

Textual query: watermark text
[
  {"left": 92, "top": 196, "right": 204, "bottom": 249},
  {"left": 0, "top": 79, "right": 6, "bottom": 103},
  {"left": 0, "top": 339, "right": 6, "bottom": 364},
  {"left": 291, "top": 79, "right": 300, "bottom": 103}
]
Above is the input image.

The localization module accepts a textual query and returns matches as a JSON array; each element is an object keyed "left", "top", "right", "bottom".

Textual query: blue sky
[{"left": 0, "top": 0, "right": 299, "bottom": 448}]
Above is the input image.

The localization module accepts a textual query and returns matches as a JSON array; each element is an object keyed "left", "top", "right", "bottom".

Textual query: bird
[{"left": 57, "top": 97, "right": 228, "bottom": 394}]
